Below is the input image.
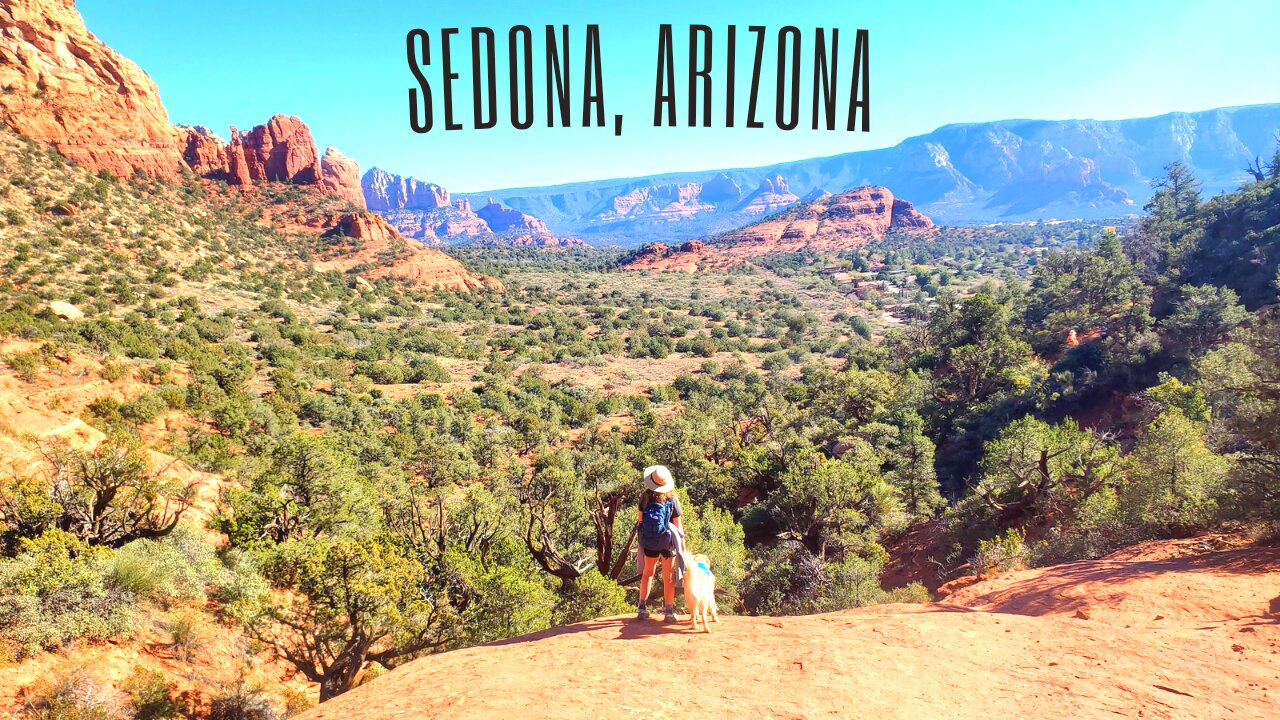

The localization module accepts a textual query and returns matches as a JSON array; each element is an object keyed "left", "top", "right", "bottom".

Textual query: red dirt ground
[{"left": 301, "top": 540, "right": 1280, "bottom": 720}]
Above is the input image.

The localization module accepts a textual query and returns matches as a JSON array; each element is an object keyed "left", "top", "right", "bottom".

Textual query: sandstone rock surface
[
  {"left": 313, "top": 213, "right": 496, "bottom": 292},
  {"left": 0, "top": 0, "right": 186, "bottom": 178},
  {"left": 320, "top": 147, "right": 365, "bottom": 208},
  {"left": 299, "top": 540, "right": 1280, "bottom": 720}
]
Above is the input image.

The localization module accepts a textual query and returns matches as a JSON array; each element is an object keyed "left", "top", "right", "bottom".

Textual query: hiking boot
[
  {"left": 636, "top": 603, "right": 650, "bottom": 621},
  {"left": 662, "top": 605, "right": 678, "bottom": 623}
]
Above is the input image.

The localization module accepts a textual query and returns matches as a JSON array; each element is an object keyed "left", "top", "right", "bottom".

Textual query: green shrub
[
  {"left": 970, "top": 529, "right": 1028, "bottom": 579},
  {"left": 0, "top": 531, "right": 135, "bottom": 657},
  {"left": 207, "top": 681, "right": 279, "bottom": 720},
  {"left": 556, "top": 570, "right": 629, "bottom": 624},
  {"left": 4, "top": 350, "right": 43, "bottom": 382},
  {"left": 111, "top": 527, "right": 223, "bottom": 605},
  {"left": 123, "top": 667, "right": 182, "bottom": 720},
  {"left": 20, "top": 667, "right": 124, "bottom": 720}
]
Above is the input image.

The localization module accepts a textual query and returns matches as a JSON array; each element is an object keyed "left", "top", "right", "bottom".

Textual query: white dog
[{"left": 677, "top": 550, "right": 719, "bottom": 632}]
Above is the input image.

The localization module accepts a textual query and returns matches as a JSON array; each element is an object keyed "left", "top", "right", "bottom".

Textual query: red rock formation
[
  {"left": 179, "top": 126, "right": 227, "bottom": 177},
  {"left": 712, "top": 186, "right": 934, "bottom": 255},
  {"left": 230, "top": 115, "right": 321, "bottom": 185},
  {"left": 0, "top": 0, "right": 187, "bottom": 178},
  {"left": 314, "top": 213, "right": 497, "bottom": 292},
  {"left": 623, "top": 186, "right": 934, "bottom": 272},
  {"left": 891, "top": 198, "right": 933, "bottom": 229},
  {"left": 320, "top": 147, "right": 365, "bottom": 208}
]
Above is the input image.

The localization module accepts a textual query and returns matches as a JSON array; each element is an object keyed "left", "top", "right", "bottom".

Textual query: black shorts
[{"left": 642, "top": 546, "right": 674, "bottom": 559}]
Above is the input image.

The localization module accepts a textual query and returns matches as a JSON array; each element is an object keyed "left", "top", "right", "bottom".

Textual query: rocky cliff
[
  {"left": 0, "top": 1, "right": 365, "bottom": 207},
  {"left": 362, "top": 168, "right": 567, "bottom": 245},
  {"left": 362, "top": 166, "right": 450, "bottom": 211},
  {"left": 320, "top": 147, "right": 364, "bottom": 208},
  {"left": 719, "top": 186, "right": 932, "bottom": 252},
  {"left": 0, "top": 0, "right": 187, "bottom": 178}
]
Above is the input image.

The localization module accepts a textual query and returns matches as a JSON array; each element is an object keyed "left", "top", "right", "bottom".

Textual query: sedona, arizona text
[{"left": 406, "top": 24, "right": 870, "bottom": 136}]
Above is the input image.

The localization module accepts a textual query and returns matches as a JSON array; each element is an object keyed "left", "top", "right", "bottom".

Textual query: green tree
[
  {"left": 887, "top": 414, "right": 945, "bottom": 519},
  {"left": 221, "top": 435, "right": 375, "bottom": 544},
  {"left": 245, "top": 537, "right": 458, "bottom": 701},
  {"left": 1120, "top": 409, "right": 1228, "bottom": 530},
  {"left": 1162, "top": 284, "right": 1247, "bottom": 359},
  {"left": 975, "top": 417, "right": 1121, "bottom": 521},
  {"left": 7, "top": 439, "right": 195, "bottom": 548},
  {"left": 768, "top": 447, "right": 898, "bottom": 562}
]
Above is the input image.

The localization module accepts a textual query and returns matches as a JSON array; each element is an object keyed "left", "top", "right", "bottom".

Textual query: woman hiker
[{"left": 636, "top": 465, "right": 683, "bottom": 622}]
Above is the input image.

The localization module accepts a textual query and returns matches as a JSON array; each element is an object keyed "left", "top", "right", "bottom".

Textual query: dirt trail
[{"left": 302, "top": 542, "right": 1280, "bottom": 720}]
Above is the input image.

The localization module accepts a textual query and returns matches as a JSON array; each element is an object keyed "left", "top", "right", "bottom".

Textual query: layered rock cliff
[
  {"left": 320, "top": 147, "right": 364, "bottom": 208},
  {"left": 362, "top": 168, "right": 565, "bottom": 245},
  {"left": 716, "top": 186, "right": 933, "bottom": 253},
  {"left": 0, "top": 0, "right": 187, "bottom": 178},
  {"left": 0, "top": 1, "right": 365, "bottom": 207},
  {"left": 363, "top": 167, "right": 450, "bottom": 211}
]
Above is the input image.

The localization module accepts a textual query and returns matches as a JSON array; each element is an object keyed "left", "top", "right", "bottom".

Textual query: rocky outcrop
[
  {"left": 600, "top": 183, "right": 715, "bottom": 222},
  {"left": 320, "top": 147, "right": 365, "bottom": 208},
  {"left": 0, "top": 0, "right": 367, "bottom": 200},
  {"left": 714, "top": 186, "right": 933, "bottom": 255},
  {"left": 297, "top": 540, "right": 1280, "bottom": 720},
  {"left": 362, "top": 168, "right": 566, "bottom": 243},
  {"left": 362, "top": 167, "right": 450, "bottom": 211},
  {"left": 314, "top": 213, "right": 496, "bottom": 292},
  {"left": 229, "top": 115, "right": 321, "bottom": 185},
  {"left": 738, "top": 174, "right": 799, "bottom": 214},
  {"left": 890, "top": 198, "right": 933, "bottom": 229},
  {"left": 179, "top": 126, "right": 227, "bottom": 177},
  {"left": 476, "top": 198, "right": 550, "bottom": 235},
  {"left": 622, "top": 186, "right": 933, "bottom": 271},
  {"left": 0, "top": 0, "right": 187, "bottom": 178}
]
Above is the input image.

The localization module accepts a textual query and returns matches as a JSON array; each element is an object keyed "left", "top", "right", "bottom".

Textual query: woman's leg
[{"left": 639, "top": 553, "right": 659, "bottom": 606}]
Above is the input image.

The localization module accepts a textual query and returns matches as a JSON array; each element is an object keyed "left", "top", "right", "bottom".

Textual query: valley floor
[{"left": 301, "top": 539, "right": 1280, "bottom": 720}]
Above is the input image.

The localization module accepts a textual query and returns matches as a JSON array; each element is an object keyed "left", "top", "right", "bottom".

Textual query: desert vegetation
[{"left": 1, "top": 124, "right": 1279, "bottom": 715}]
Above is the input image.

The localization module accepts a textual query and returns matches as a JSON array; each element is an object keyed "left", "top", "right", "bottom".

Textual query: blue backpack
[{"left": 639, "top": 499, "right": 672, "bottom": 545}]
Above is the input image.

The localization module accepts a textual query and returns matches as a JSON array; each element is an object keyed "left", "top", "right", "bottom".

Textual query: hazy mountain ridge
[{"left": 426, "top": 104, "right": 1279, "bottom": 245}]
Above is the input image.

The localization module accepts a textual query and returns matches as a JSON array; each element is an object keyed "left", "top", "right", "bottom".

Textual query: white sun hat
[{"left": 643, "top": 465, "right": 675, "bottom": 493}]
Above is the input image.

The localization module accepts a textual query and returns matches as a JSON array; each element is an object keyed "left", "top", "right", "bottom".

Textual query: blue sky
[{"left": 80, "top": 0, "right": 1280, "bottom": 192}]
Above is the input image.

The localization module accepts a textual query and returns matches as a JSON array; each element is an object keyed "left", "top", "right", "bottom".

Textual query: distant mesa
[
  {"left": 738, "top": 173, "right": 800, "bottom": 214},
  {"left": 623, "top": 186, "right": 932, "bottom": 272},
  {"left": 718, "top": 186, "right": 933, "bottom": 252},
  {"left": 476, "top": 197, "right": 551, "bottom": 235},
  {"left": 361, "top": 167, "right": 570, "bottom": 246}
]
